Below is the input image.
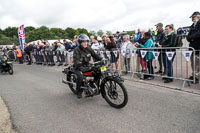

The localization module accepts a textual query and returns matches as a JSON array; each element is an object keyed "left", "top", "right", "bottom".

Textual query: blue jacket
[
  {"left": 141, "top": 38, "right": 154, "bottom": 60},
  {"left": 65, "top": 42, "right": 71, "bottom": 50},
  {"left": 134, "top": 32, "right": 141, "bottom": 42}
]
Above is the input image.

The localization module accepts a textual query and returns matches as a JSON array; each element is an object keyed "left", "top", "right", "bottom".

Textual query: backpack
[{"left": 171, "top": 34, "right": 183, "bottom": 47}]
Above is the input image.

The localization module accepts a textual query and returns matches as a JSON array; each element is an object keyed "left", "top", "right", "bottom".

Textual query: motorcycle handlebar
[{"left": 92, "top": 59, "right": 107, "bottom": 66}]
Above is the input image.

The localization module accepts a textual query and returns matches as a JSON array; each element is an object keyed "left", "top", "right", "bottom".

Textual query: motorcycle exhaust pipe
[{"left": 62, "top": 79, "right": 76, "bottom": 86}]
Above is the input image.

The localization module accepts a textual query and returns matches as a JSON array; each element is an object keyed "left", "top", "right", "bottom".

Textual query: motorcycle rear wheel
[{"left": 67, "top": 73, "right": 78, "bottom": 95}]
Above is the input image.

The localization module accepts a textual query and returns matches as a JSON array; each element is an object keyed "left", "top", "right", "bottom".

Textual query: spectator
[
  {"left": 105, "top": 36, "right": 118, "bottom": 71},
  {"left": 134, "top": 28, "right": 142, "bottom": 42},
  {"left": 16, "top": 46, "right": 23, "bottom": 64},
  {"left": 116, "top": 31, "right": 123, "bottom": 48},
  {"left": 102, "top": 35, "right": 107, "bottom": 48},
  {"left": 91, "top": 36, "right": 104, "bottom": 51},
  {"left": 74, "top": 35, "right": 79, "bottom": 47},
  {"left": 57, "top": 42, "right": 65, "bottom": 66},
  {"left": 162, "top": 25, "right": 176, "bottom": 83},
  {"left": 187, "top": 11, "right": 200, "bottom": 83},
  {"left": 139, "top": 32, "right": 155, "bottom": 80},
  {"left": 24, "top": 43, "right": 33, "bottom": 65},
  {"left": 154, "top": 23, "right": 165, "bottom": 74},
  {"left": 121, "top": 35, "right": 132, "bottom": 74},
  {"left": 63, "top": 39, "right": 69, "bottom": 66},
  {"left": 137, "top": 30, "right": 147, "bottom": 72},
  {"left": 90, "top": 36, "right": 95, "bottom": 46}
]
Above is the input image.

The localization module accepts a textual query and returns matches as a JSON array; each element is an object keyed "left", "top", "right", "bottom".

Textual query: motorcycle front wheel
[{"left": 101, "top": 78, "right": 128, "bottom": 109}]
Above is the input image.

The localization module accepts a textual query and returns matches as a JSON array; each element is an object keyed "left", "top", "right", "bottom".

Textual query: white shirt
[
  {"left": 121, "top": 41, "right": 132, "bottom": 58},
  {"left": 91, "top": 43, "right": 104, "bottom": 50}
]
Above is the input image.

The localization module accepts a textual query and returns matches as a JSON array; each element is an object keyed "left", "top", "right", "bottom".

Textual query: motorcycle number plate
[
  {"left": 100, "top": 65, "right": 106, "bottom": 72},
  {"left": 7, "top": 62, "right": 12, "bottom": 64}
]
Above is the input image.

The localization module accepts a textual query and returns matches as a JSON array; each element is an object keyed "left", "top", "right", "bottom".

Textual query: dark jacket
[
  {"left": 105, "top": 42, "right": 117, "bottom": 50},
  {"left": 162, "top": 32, "right": 177, "bottom": 52},
  {"left": 64, "top": 42, "right": 72, "bottom": 50},
  {"left": 187, "top": 20, "right": 200, "bottom": 53},
  {"left": 155, "top": 29, "right": 165, "bottom": 46},
  {"left": 105, "top": 42, "right": 117, "bottom": 58},
  {"left": 138, "top": 37, "right": 147, "bottom": 45},
  {"left": 24, "top": 45, "right": 33, "bottom": 55},
  {"left": 73, "top": 46, "right": 102, "bottom": 72}
]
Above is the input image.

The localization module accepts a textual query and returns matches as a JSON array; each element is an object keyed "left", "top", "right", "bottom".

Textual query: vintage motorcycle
[
  {"left": 62, "top": 60, "right": 128, "bottom": 109},
  {"left": 0, "top": 52, "right": 13, "bottom": 75}
]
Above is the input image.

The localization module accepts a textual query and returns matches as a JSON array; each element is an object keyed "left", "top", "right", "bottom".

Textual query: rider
[{"left": 73, "top": 34, "right": 102, "bottom": 99}]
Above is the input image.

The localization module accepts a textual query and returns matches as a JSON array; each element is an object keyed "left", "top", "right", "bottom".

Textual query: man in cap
[
  {"left": 187, "top": 11, "right": 200, "bottom": 83},
  {"left": 155, "top": 23, "right": 165, "bottom": 74}
]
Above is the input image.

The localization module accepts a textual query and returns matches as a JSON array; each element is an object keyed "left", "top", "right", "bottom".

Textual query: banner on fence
[
  {"left": 182, "top": 51, "right": 193, "bottom": 62},
  {"left": 166, "top": 52, "right": 175, "bottom": 61},
  {"left": 152, "top": 51, "right": 160, "bottom": 60},
  {"left": 140, "top": 50, "right": 147, "bottom": 58}
]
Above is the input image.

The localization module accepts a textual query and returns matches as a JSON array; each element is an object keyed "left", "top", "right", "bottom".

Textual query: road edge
[{"left": 0, "top": 96, "right": 17, "bottom": 133}]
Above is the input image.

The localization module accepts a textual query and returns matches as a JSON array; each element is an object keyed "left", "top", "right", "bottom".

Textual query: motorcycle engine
[{"left": 85, "top": 79, "right": 98, "bottom": 96}]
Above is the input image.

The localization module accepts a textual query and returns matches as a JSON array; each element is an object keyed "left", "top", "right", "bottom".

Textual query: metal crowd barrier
[
  {"left": 29, "top": 47, "right": 199, "bottom": 89},
  {"left": 92, "top": 47, "right": 198, "bottom": 89},
  {"left": 106, "top": 47, "right": 198, "bottom": 89},
  {"left": 31, "top": 50, "right": 74, "bottom": 66}
]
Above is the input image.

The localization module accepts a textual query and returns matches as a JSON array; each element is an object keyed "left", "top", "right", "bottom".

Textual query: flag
[
  {"left": 182, "top": 51, "right": 193, "bottom": 62},
  {"left": 152, "top": 51, "right": 160, "bottom": 60},
  {"left": 131, "top": 49, "right": 136, "bottom": 57},
  {"left": 18, "top": 25, "right": 25, "bottom": 52},
  {"left": 166, "top": 52, "right": 175, "bottom": 61},
  {"left": 140, "top": 50, "right": 147, "bottom": 58}
]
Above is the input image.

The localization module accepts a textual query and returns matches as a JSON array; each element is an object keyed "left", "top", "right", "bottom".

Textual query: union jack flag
[{"left": 18, "top": 25, "right": 25, "bottom": 52}]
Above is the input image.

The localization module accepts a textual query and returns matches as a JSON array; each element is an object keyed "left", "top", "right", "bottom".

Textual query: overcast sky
[{"left": 0, "top": 0, "right": 199, "bottom": 32}]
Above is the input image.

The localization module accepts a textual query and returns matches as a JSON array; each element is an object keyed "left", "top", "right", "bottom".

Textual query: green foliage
[
  {"left": 126, "top": 30, "right": 136, "bottom": 36},
  {"left": 89, "top": 31, "right": 96, "bottom": 36},
  {"left": 65, "top": 27, "right": 76, "bottom": 40},
  {"left": 0, "top": 36, "right": 19, "bottom": 45},
  {"left": 3, "top": 27, "right": 18, "bottom": 38},
  {"left": 97, "top": 30, "right": 104, "bottom": 37},
  {"left": 0, "top": 26, "right": 118, "bottom": 45},
  {"left": 106, "top": 31, "right": 112, "bottom": 36},
  {"left": 25, "top": 26, "right": 35, "bottom": 32}
]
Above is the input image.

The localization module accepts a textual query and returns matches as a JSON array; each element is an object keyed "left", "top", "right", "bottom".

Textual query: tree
[
  {"left": 97, "top": 30, "right": 104, "bottom": 37},
  {"left": 3, "top": 27, "right": 18, "bottom": 38},
  {"left": 25, "top": 26, "right": 35, "bottom": 33},
  {"left": 50, "top": 28, "right": 65, "bottom": 39},
  {"left": 0, "top": 28, "right": 3, "bottom": 35},
  {"left": 25, "top": 26, "right": 55, "bottom": 42},
  {"left": 0, "top": 36, "right": 19, "bottom": 45},
  {"left": 75, "top": 28, "right": 89, "bottom": 35},
  {"left": 65, "top": 27, "right": 76, "bottom": 40},
  {"left": 106, "top": 31, "right": 112, "bottom": 36},
  {"left": 126, "top": 30, "right": 135, "bottom": 36},
  {"left": 89, "top": 30, "right": 96, "bottom": 36}
]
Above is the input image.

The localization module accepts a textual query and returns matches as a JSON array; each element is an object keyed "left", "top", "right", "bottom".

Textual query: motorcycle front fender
[{"left": 100, "top": 75, "right": 124, "bottom": 98}]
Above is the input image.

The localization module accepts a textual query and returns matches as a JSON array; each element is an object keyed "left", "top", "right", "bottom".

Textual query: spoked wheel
[
  {"left": 67, "top": 73, "right": 78, "bottom": 95},
  {"left": 102, "top": 78, "right": 128, "bottom": 109},
  {"left": 8, "top": 68, "right": 13, "bottom": 75},
  {"left": 8, "top": 65, "right": 13, "bottom": 75}
]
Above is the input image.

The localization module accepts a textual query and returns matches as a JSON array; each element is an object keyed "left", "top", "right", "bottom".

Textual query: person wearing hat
[
  {"left": 73, "top": 34, "right": 102, "bottom": 98},
  {"left": 155, "top": 23, "right": 166, "bottom": 74},
  {"left": 187, "top": 11, "right": 200, "bottom": 83}
]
